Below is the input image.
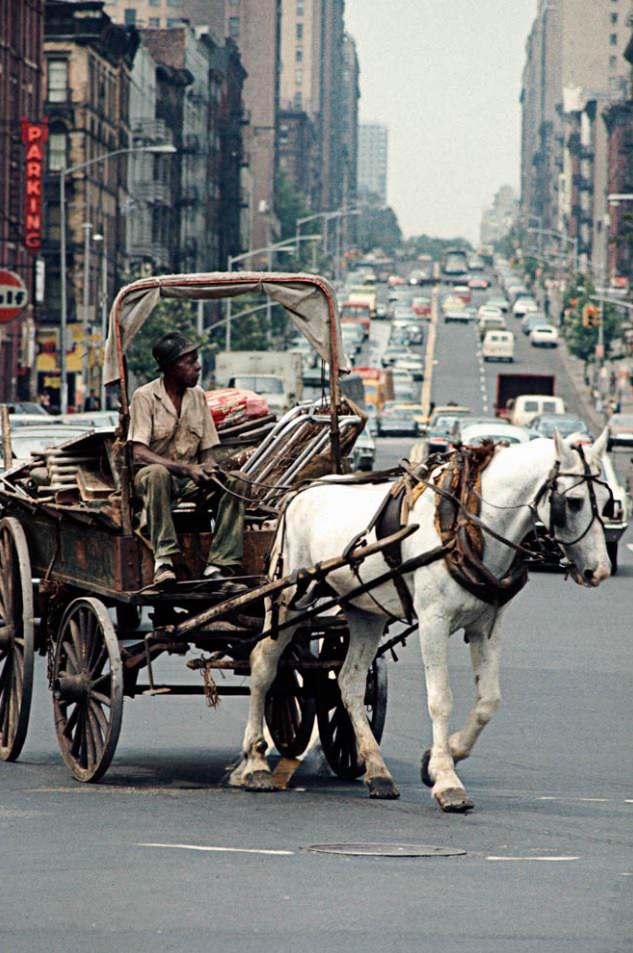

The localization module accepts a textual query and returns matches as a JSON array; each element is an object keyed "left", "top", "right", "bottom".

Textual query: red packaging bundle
[{"left": 205, "top": 388, "right": 270, "bottom": 430}]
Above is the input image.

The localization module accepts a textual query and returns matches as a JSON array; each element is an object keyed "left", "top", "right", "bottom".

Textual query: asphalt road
[{"left": 2, "top": 283, "right": 632, "bottom": 953}]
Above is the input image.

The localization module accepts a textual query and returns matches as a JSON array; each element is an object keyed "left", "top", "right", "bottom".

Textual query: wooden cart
[{"left": 0, "top": 272, "right": 393, "bottom": 784}]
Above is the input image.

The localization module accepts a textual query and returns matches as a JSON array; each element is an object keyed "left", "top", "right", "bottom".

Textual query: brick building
[
  {"left": 0, "top": 0, "right": 45, "bottom": 401},
  {"left": 41, "top": 1, "right": 138, "bottom": 410}
]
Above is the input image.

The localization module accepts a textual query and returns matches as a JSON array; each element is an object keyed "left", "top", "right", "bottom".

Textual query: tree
[
  {"left": 125, "top": 295, "right": 201, "bottom": 385},
  {"left": 562, "top": 275, "right": 620, "bottom": 361},
  {"left": 357, "top": 201, "right": 402, "bottom": 255},
  {"left": 403, "top": 234, "right": 471, "bottom": 260}
]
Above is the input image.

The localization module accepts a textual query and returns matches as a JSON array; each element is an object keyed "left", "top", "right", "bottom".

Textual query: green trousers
[{"left": 134, "top": 464, "right": 245, "bottom": 568}]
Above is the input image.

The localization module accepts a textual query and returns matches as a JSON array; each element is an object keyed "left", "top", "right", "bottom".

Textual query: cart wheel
[
  {"left": 52, "top": 597, "right": 123, "bottom": 782},
  {"left": 316, "top": 631, "right": 388, "bottom": 780},
  {"left": 0, "top": 517, "right": 35, "bottom": 762},
  {"left": 265, "top": 641, "right": 316, "bottom": 758}
]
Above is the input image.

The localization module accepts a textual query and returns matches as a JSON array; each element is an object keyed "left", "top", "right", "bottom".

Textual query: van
[
  {"left": 482, "top": 330, "right": 514, "bottom": 362},
  {"left": 511, "top": 394, "right": 566, "bottom": 427},
  {"left": 478, "top": 313, "right": 507, "bottom": 340}
]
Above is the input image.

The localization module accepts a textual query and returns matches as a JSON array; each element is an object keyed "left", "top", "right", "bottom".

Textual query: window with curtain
[{"left": 48, "top": 129, "right": 68, "bottom": 172}]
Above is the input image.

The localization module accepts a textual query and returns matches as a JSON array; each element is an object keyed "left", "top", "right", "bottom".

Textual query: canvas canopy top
[{"left": 103, "top": 271, "right": 349, "bottom": 411}]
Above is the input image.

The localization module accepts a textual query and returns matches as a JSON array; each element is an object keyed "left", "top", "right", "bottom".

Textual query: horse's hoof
[
  {"left": 367, "top": 776, "right": 400, "bottom": 799},
  {"left": 244, "top": 771, "right": 276, "bottom": 792},
  {"left": 435, "top": 788, "right": 474, "bottom": 813},
  {"left": 420, "top": 749, "right": 433, "bottom": 788}
]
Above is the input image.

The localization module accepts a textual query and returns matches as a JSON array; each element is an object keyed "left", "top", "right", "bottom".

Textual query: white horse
[{"left": 229, "top": 431, "right": 611, "bottom": 811}]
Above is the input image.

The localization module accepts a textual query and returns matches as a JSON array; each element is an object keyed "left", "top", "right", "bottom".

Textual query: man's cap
[{"left": 152, "top": 332, "right": 198, "bottom": 369}]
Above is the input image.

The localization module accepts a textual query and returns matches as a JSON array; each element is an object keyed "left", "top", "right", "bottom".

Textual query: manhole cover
[{"left": 305, "top": 843, "right": 466, "bottom": 858}]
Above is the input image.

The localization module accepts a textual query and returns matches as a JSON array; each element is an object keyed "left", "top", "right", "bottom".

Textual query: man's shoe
[
  {"left": 154, "top": 563, "right": 176, "bottom": 586},
  {"left": 203, "top": 563, "right": 242, "bottom": 580}
]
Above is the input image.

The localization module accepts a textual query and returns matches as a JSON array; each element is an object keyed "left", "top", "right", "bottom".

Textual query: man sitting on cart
[{"left": 128, "top": 332, "right": 245, "bottom": 587}]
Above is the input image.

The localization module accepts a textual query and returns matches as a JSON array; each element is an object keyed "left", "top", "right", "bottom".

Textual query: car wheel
[{"left": 607, "top": 541, "right": 618, "bottom": 575}]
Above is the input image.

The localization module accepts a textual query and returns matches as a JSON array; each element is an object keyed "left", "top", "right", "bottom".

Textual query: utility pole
[{"left": 81, "top": 221, "right": 93, "bottom": 410}]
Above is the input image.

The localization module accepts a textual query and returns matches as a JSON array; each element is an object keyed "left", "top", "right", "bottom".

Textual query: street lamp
[{"left": 58, "top": 141, "right": 176, "bottom": 412}]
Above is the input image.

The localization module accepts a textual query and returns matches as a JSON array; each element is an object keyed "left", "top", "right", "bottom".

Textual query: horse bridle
[{"left": 534, "top": 445, "right": 614, "bottom": 548}]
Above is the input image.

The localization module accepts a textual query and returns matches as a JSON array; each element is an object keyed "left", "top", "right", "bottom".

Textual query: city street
[{"left": 2, "top": 288, "right": 632, "bottom": 953}]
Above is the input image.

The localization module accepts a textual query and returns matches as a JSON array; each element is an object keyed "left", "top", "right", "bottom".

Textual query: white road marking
[
  {"left": 138, "top": 843, "right": 294, "bottom": 856},
  {"left": 486, "top": 856, "right": 580, "bottom": 862}
]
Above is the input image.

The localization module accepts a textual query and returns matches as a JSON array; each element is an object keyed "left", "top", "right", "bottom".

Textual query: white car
[
  {"left": 513, "top": 297, "right": 539, "bottom": 318},
  {"left": 530, "top": 325, "right": 559, "bottom": 347},
  {"left": 460, "top": 422, "right": 530, "bottom": 446},
  {"left": 393, "top": 356, "right": 424, "bottom": 381},
  {"left": 478, "top": 304, "right": 502, "bottom": 320}
]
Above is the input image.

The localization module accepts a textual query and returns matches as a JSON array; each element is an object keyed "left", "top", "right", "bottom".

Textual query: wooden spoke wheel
[
  {"left": 316, "top": 631, "right": 388, "bottom": 780},
  {"left": 52, "top": 597, "right": 123, "bottom": 782},
  {"left": 0, "top": 518, "right": 35, "bottom": 762},
  {"left": 265, "top": 641, "right": 316, "bottom": 758}
]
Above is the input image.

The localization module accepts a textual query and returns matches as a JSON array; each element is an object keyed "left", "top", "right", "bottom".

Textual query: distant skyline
[{"left": 345, "top": 0, "right": 536, "bottom": 242}]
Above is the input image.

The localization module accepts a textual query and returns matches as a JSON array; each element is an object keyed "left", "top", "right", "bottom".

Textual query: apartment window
[
  {"left": 295, "top": 47, "right": 303, "bottom": 62},
  {"left": 293, "top": 91, "right": 302, "bottom": 109},
  {"left": 296, "top": 23, "right": 303, "bottom": 39},
  {"left": 48, "top": 128, "right": 68, "bottom": 172},
  {"left": 167, "top": 0, "right": 182, "bottom": 6},
  {"left": 610, "top": 33, "right": 618, "bottom": 45},
  {"left": 228, "top": 0, "right": 240, "bottom": 4},
  {"left": 295, "top": 68, "right": 303, "bottom": 85},
  {"left": 229, "top": 16, "right": 239, "bottom": 36},
  {"left": 297, "top": 0, "right": 304, "bottom": 13},
  {"left": 610, "top": 54, "right": 618, "bottom": 68},
  {"left": 149, "top": 0, "right": 159, "bottom": 5},
  {"left": 47, "top": 59, "right": 68, "bottom": 102},
  {"left": 149, "top": 17, "right": 160, "bottom": 26},
  {"left": 611, "top": 12, "right": 618, "bottom": 23},
  {"left": 124, "top": 7, "right": 136, "bottom": 25},
  {"left": 167, "top": 17, "right": 180, "bottom": 26}
]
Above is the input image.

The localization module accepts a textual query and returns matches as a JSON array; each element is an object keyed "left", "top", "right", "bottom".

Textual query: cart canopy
[{"left": 103, "top": 272, "right": 348, "bottom": 387}]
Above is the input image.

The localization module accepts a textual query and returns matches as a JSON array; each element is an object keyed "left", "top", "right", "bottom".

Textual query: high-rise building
[
  {"left": 340, "top": 33, "right": 360, "bottom": 212},
  {"left": 480, "top": 186, "right": 519, "bottom": 247},
  {"left": 358, "top": 123, "right": 388, "bottom": 205},
  {"left": 279, "top": 0, "right": 348, "bottom": 211},
  {"left": 520, "top": 0, "right": 632, "bottom": 272},
  {"left": 0, "top": 0, "right": 45, "bottom": 401}
]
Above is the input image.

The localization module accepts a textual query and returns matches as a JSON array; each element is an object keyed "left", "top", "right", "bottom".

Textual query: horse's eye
[{"left": 567, "top": 498, "right": 584, "bottom": 513}]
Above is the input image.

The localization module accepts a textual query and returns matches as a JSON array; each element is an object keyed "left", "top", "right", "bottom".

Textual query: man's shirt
[{"left": 128, "top": 377, "right": 219, "bottom": 464}]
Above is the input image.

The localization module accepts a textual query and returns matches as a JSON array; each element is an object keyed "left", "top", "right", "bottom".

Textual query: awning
[{"left": 103, "top": 272, "right": 348, "bottom": 385}]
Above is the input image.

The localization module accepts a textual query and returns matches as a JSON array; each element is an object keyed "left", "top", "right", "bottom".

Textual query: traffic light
[{"left": 581, "top": 304, "right": 602, "bottom": 328}]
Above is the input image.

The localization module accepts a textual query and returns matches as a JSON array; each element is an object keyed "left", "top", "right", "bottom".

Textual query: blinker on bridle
[{"left": 538, "top": 445, "right": 614, "bottom": 546}]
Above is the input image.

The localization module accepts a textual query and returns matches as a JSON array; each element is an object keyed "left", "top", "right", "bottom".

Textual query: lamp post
[
  {"left": 58, "top": 142, "right": 176, "bottom": 413},
  {"left": 224, "top": 234, "right": 321, "bottom": 350}
]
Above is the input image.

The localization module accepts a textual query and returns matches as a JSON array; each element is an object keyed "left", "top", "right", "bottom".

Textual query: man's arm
[{"left": 132, "top": 443, "right": 210, "bottom": 483}]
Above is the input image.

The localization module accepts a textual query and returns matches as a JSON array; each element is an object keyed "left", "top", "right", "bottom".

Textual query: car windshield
[
  {"left": 432, "top": 415, "right": 460, "bottom": 432},
  {"left": 611, "top": 414, "right": 633, "bottom": 426},
  {"left": 537, "top": 418, "right": 585, "bottom": 437}
]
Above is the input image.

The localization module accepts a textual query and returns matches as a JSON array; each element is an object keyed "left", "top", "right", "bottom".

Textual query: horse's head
[{"left": 539, "top": 429, "right": 611, "bottom": 587}]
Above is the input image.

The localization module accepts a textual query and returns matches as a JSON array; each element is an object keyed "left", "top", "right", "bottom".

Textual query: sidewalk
[{"left": 559, "top": 342, "right": 633, "bottom": 435}]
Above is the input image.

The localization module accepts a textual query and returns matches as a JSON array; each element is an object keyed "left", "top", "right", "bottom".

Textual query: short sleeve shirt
[{"left": 128, "top": 377, "right": 219, "bottom": 464}]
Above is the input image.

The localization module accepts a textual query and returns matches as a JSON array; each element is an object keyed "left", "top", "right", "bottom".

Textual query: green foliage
[
  {"left": 562, "top": 275, "right": 620, "bottom": 361},
  {"left": 403, "top": 233, "right": 472, "bottom": 260},
  {"left": 357, "top": 202, "right": 402, "bottom": 256},
  {"left": 126, "top": 296, "right": 201, "bottom": 385}
]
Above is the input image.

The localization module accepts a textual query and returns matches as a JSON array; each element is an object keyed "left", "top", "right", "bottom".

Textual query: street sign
[{"left": 0, "top": 270, "right": 29, "bottom": 324}]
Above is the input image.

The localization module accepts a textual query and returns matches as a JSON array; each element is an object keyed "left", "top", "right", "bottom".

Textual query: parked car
[
  {"left": 607, "top": 412, "right": 633, "bottom": 449},
  {"left": 2, "top": 425, "right": 90, "bottom": 474},
  {"left": 392, "top": 369, "right": 416, "bottom": 401},
  {"left": 0, "top": 401, "right": 50, "bottom": 416},
  {"left": 349, "top": 429, "right": 376, "bottom": 471},
  {"left": 411, "top": 296, "right": 432, "bottom": 319},
  {"left": 453, "top": 284, "right": 472, "bottom": 304},
  {"left": 530, "top": 325, "right": 559, "bottom": 347},
  {"left": 381, "top": 346, "right": 410, "bottom": 368},
  {"left": 460, "top": 422, "right": 530, "bottom": 446}
]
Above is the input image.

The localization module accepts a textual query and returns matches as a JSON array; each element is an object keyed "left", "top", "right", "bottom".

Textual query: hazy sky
[{"left": 345, "top": 0, "right": 537, "bottom": 242}]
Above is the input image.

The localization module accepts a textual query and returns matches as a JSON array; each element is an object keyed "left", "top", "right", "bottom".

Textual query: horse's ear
[
  {"left": 591, "top": 427, "right": 609, "bottom": 462},
  {"left": 554, "top": 429, "right": 576, "bottom": 468}
]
